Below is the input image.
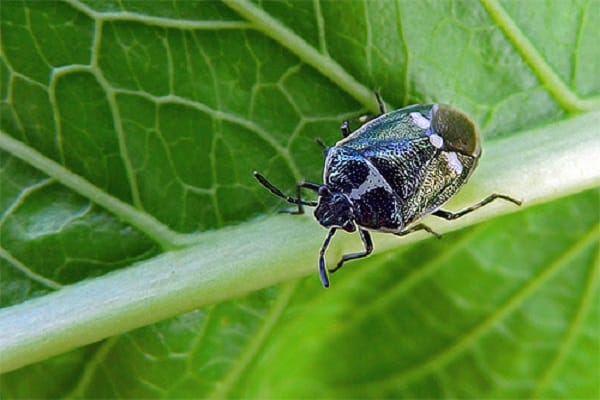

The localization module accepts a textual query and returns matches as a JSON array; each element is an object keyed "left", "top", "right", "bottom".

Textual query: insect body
[{"left": 254, "top": 94, "right": 520, "bottom": 287}]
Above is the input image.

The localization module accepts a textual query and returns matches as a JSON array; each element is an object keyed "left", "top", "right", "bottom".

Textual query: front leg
[
  {"left": 319, "top": 228, "right": 338, "bottom": 288},
  {"left": 329, "top": 229, "right": 373, "bottom": 273}
]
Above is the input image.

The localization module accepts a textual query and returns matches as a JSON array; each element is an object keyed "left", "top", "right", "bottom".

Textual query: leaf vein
[
  {"left": 531, "top": 234, "right": 600, "bottom": 397},
  {"left": 222, "top": 0, "right": 389, "bottom": 114},
  {"left": 0, "top": 131, "right": 195, "bottom": 249},
  {"left": 0, "top": 246, "right": 62, "bottom": 290},
  {"left": 65, "top": 0, "right": 253, "bottom": 31},
  {"left": 481, "top": 0, "right": 600, "bottom": 113},
  {"left": 343, "top": 224, "right": 489, "bottom": 327},
  {"left": 207, "top": 282, "right": 299, "bottom": 399},
  {"left": 355, "top": 222, "right": 600, "bottom": 392},
  {"left": 64, "top": 336, "right": 121, "bottom": 399}
]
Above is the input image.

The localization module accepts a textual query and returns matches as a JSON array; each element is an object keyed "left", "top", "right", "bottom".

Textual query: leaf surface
[{"left": 0, "top": 0, "right": 598, "bottom": 398}]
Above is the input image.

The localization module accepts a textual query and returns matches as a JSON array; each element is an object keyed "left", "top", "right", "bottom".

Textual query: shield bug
[{"left": 254, "top": 93, "right": 521, "bottom": 287}]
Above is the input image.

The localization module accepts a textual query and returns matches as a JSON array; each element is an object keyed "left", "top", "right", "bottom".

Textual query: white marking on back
[
  {"left": 446, "top": 151, "right": 463, "bottom": 174},
  {"left": 410, "top": 112, "right": 431, "bottom": 129},
  {"left": 429, "top": 134, "right": 444, "bottom": 149},
  {"left": 349, "top": 161, "right": 393, "bottom": 199}
]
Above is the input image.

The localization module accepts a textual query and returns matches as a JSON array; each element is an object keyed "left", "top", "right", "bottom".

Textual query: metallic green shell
[{"left": 327, "top": 103, "right": 480, "bottom": 229}]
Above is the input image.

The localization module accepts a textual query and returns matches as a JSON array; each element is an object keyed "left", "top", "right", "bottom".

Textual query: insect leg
[
  {"left": 395, "top": 223, "right": 441, "bottom": 239},
  {"left": 253, "top": 172, "right": 318, "bottom": 214},
  {"left": 314, "top": 137, "right": 329, "bottom": 152},
  {"left": 432, "top": 194, "right": 522, "bottom": 220},
  {"left": 340, "top": 92, "right": 386, "bottom": 137},
  {"left": 279, "top": 181, "right": 321, "bottom": 215},
  {"left": 340, "top": 114, "right": 379, "bottom": 137},
  {"left": 374, "top": 91, "right": 386, "bottom": 114},
  {"left": 329, "top": 229, "right": 373, "bottom": 274},
  {"left": 319, "top": 228, "right": 338, "bottom": 288},
  {"left": 340, "top": 120, "right": 352, "bottom": 137}
]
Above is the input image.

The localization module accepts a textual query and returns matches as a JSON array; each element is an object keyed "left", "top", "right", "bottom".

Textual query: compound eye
[{"left": 432, "top": 104, "right": 481, "bottom": 157}]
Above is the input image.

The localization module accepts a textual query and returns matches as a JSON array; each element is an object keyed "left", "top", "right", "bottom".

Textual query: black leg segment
[
  {"left": 279, "top": 181, "right": 321, "bottom": 215},
  {"left": 253, "top": 172, "right": 319, "bottom": 214},
  {"left": 433, "top": 193, "right": 522, "bottom": 221},
  {"left": 319, "top": 228, "right": 337, "bottom": 288},
  {"left": 340, "top": 92, "right": 386, "bottom": 138},
  {"left": 395, "top": 223, "right": 441, "bottom": 239},
  {"left": 314, "top": 137, "right": 328, "bottom": 152},
  {"left": 374, "top": 91, "right": 386, "bottom": 114},
  {"left": 329, "top": 229, "right": 373, "bottom": 274},
  {"left": 340, "top": 115, "right": 377, "bottom": 137},
  {"left": 340, "top": 120, "right": 351, "bottom": 137}
]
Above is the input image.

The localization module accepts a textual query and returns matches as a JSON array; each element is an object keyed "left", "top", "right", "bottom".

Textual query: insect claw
[
  {"left": 320, "top": 266, "right": 330, "bottom": 288},
  {"left": 506, "top": 196, "right": 523, "bottom": 206}
]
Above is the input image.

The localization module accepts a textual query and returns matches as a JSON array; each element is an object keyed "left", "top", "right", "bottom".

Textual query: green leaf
[{"left": 1, "top": 0, "right": 598, "bottom": 398}]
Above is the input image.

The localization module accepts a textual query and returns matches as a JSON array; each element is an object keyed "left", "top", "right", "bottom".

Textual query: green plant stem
[{"left": 0, "top": 112, "right": 599, "bottom": 373}]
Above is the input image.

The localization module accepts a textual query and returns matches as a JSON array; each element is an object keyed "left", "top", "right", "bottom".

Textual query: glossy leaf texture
[{"left": 0, "top": 0, "right": 598, "bottom": 398}]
